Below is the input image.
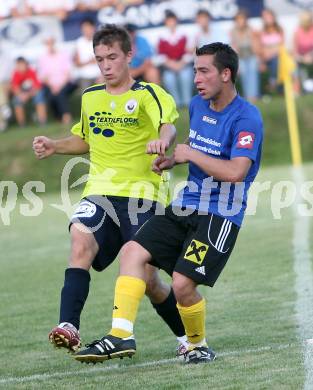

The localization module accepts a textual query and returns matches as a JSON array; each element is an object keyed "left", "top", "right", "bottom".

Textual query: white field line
[
  {"left": 292, "top": 167, "right": 313, "bottom": 390},
  {"left": 0, "top": 342, "right": 295, "bottom": 385}
]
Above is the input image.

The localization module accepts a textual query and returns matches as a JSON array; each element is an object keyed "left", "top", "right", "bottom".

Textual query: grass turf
[{"left": 1, "top": 163, "right": 312, "bottom": 389}]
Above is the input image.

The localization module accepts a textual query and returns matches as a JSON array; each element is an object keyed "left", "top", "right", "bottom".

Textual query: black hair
[
  {"left": 164, "top": 9, "right": 177, "bottom": 20},
  {"left": 93, "top": 24, "right": 131, "bottom": 54},
  {"left": 196, "top": 9, "right": 211, "bottom": 19},
  {"left": 196, "top": 42, "right": 238, "bottom": 83},
  {"left": 81, "top": 18, "right": 96, "bottom": 26},
  {"left": 16, "top": 56, "right": 27, "bottom": 63}
]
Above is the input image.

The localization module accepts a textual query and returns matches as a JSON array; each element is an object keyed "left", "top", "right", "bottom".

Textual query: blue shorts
[
  {"left": 12, "top": 89, "right": 45, "bottom": 106},
  {"left": 69, "top": 195, "right": 161, "bottom": 272}
]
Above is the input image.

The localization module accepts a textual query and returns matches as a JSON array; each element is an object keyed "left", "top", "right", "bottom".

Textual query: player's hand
[
  {"left": 152, "top": 155, "right": 175, "bottom": 175},
  {"left": 32, "top": 136, "right": 56, "bottom": 159},
  {"left": 146, "top": 139, "right": 169, "bottom": 155},
  {"left": 173, "top": 144, "right": 193, "bottom": 164}
]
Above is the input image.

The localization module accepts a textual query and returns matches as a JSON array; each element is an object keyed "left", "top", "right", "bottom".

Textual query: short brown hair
[{"left": 93, "top": 24, "right": 131, "bottom": 54}]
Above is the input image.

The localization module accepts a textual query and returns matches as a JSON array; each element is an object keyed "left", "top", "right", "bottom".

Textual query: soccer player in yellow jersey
[
  {"left": 32, "top": 25, "right": 187, "bottom": 355},
  {"left": 74, "top": 42, "right": 263, "bottom": 365}
]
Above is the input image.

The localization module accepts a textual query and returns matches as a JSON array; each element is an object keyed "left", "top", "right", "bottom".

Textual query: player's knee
[
  {"left": 172, "top": 273, "right": 196, "bottom": 305},
  {"left": 172, "top": 278, "right": 187, "bottom": 302},
  {"left": 70, "top": 229, "right": 98, "bottom": 268},
  {"left": 70, "top": 241, "right": 95, "bottom": 267},
  {"left": 120, "top": 241, "right": 150, "bottom": 268}
]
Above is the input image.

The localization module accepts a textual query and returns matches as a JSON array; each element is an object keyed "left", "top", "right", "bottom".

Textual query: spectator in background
[
  {"left": 74, "top": 18, "right": 101, "bottom": 91},
  {"left": 0, "top": 43, "right": 12, "bottom": 132},
  {"left": 10, "top": 57, "right": 47, "bottom": 127},
  {"left": 75, "top": 0, "right": 109, "bottom": 11},
  {"left": 126, "top": 23, "right": 160, "bottom": 84},
  {"left": 194, "top": 9, "right": 213, "bottom": 48},
  {"left": 26, "top": 0, "right": 75, "bottom": 19},
  {"left": 38, "top": 37, "right": 76, "bottom": 124},
  {"left": 259, "top": 8, "right": 284, "bottom": 93},
  {"left": 74, "top": 0, "right": 130, "bottom": 12},
  {"left": 0, "top": 0, "right": 34, "bottom": 19},
  {"left": 10, "top": 0, "right": 32, "bottom": 18},
  {"left": 231, "top": 9, "right": 260, "bottom": 102},
  {"left": 194, "top": 9, "right": 229, "bottom": 48},
  {"left": 115, "top": 0, "right": 144, "bottom": 13},
  {"left": 157, "top": 10, "right": 193, "bottom": 108},
  {"left": 0, "top": 82, "right": 10, "bottom": 132},
  {"left": 293, "top": 10, "right": 313, "bottom": 94}
]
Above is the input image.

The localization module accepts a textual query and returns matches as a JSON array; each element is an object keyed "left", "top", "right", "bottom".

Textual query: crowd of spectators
[
  {"left": 0, "top": 3, "right": 313, "bottom": 131},
  {"left": 294, "top": 10, "right": 313, "bottom": 93},
  {"left": 157, "top": 10, "right": 194, "bottom": 108},
  {"left": 231, "top": 10, "right": 260, "bottom": 102},
  {"left": 0, "top": 1, "right": 147, "bottom": 20}
]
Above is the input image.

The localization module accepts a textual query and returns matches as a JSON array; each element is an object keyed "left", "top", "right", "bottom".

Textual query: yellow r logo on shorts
[{"left": 184, "top": 240, "right": 209, "bottom": 265}]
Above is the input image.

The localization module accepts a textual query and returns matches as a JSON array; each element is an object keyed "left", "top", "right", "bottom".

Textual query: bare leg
[
  {"left": 36, "top": 103, "right": 47, "bottom": 125},
  {"left": 145, "top": 264, "right": 170, "bottom": 303},
  {"left": 14, "top": 105, "right": 25, "bottom": 126},
  {"left": 172, "top": 272, "right": 201, "bottom": 307}
]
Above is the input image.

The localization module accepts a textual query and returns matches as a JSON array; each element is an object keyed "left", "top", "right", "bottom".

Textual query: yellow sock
[
  {"left": 177, "top": 298, "right": 207, "bottom": 348},
  {"left": 110, "top": 275, "right": 146, "bottom": 338}
]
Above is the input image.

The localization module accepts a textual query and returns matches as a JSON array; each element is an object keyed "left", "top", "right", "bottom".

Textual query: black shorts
[
  {"left": 133, "top": 206, "right": 240, "bottom": 286},
  {"left": 69, "top": 196, "right": 160, "bottom": 272}
]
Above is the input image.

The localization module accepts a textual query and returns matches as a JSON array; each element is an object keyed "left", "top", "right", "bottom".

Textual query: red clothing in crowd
[
  {"left": 158, "top": 36, "right": 187, "bottom": 60},
  {"left": 11, "top": 68, "right": 42, "bottom": 93}
]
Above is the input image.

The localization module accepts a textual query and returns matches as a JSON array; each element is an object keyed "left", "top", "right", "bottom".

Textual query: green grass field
[{"left": 1, "top": 163, "right": 313, "bottom": 389}]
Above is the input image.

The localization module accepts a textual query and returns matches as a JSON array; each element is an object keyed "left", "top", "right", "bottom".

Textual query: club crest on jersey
[
  {"left": 237, "top": 131, "right": 255, "bottom": 149},
  {"left": 125, "top": 99, "right": 137, "bottom": 114}
]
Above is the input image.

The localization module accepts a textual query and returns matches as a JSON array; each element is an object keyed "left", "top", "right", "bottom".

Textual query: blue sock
[{"left": 59, "top": 268, "right": 90, "bottom": 330}]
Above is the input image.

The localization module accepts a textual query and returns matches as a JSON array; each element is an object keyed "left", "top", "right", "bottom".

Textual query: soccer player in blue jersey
[{"left": 74, "top": 42, "right": 263, "bottom": 364}]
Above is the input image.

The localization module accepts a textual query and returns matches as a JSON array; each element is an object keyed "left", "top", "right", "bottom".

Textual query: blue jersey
[{"left": 172, "top": 94, "right": 263, "bottom": 226}]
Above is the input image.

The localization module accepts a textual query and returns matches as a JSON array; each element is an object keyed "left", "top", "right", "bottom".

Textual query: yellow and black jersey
[{"left": 71, "top": 81, "right": 178, "bottom": 204}]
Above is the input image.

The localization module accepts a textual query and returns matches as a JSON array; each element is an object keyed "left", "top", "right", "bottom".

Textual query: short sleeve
[
  {"left": 230, "top": 112, "right": 263, "bottom": 162},
  {"left": 71, "top": 108, "right": 89, "bottom": 144},
  {"left": 143, "top": 83, "right": 179, "bottom": 129},
  {"left": 11, "top": 71, "right": 19, "bottom": 89}
]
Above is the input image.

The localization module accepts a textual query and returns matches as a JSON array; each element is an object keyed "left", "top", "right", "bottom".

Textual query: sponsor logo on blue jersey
[
  {"left": 172, "top": 95, "right": 263, "bottom": 226},
  {"left": 202, "top": 115, "right": 217, "bottom": 125}
]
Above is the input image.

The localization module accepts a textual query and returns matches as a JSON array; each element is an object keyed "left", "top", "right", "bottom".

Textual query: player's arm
[
  {"left": 33, "top": 135, "right": 89, "bottom": 160},
  {"left": 144, "top": 83, "right": 178, "bottom": 156},
  {"left": 147, "top": 122, "right": 176, "bottom": 155},
  {"left": 173, "top": 144, "right": 251, "bottom": 182},
  {"left": 33, "top": 103, "right": 91, "bottom": 159},
  {"left": 152, "top": 133, "right": 191, "bottom": 174},
  {"left": 175, "top": 108, "right": 264, "bottom": 182}
]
